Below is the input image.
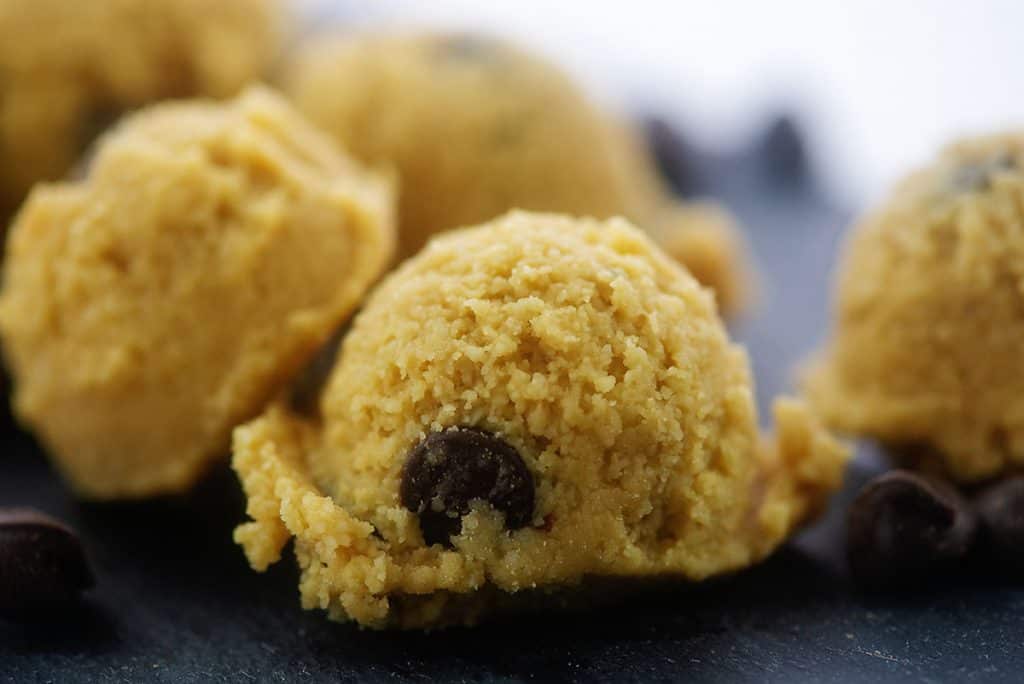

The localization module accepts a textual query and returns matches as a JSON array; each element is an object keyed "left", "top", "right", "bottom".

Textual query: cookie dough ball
[
  {"left": 806, "top": 134, "right": 1024, "bottom": 483},
  {"left": 0, "top": 0, "right": 283, "bottom": 213},
  {"left": 0, "top": 87, "right": 395, "bottom": 499},
  {"left": 281, "top": 32, "right": 749, "bottom": 313},
  {"left": 651, "top": 203, "right": 751, "bottom": 316},
  {"left": 233, "top": 212, "right": 846, "bottom": 629}
]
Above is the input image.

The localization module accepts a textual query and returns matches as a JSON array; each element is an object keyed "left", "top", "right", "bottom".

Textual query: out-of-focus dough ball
[
  {"left": 281, "top": 32, "right": 749, "bottom": 314},
  {"left": 0, "top": 0, "right": 284, "bottom": 213},
  {"left": 806, "top": 133, "right": 1024, "bottom": 482},
  {"left": 0, "top": 87, "right": 395, "bottom": 499}
]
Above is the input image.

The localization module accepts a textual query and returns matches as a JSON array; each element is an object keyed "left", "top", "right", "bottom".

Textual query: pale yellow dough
[
  {"left": 807, "top": 133, "right": 1024, "bottom": 483},
  {"left": 0, "top": 0, "right": 283, "bottom": 213},
  {"left": 281, "top": 32, "right": 749, "bottom": 314},
  {"left": 233, "top": 212, "right": 846, "bottom": 629},
  {"left": 0, "top": 87, "right": 395, "bottom": 499}
]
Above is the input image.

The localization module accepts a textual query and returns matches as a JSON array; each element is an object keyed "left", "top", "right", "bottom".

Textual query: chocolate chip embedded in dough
[
  {"left": 433, "top": 34, "right": 500, "bottom": 63},
  {"left": 950, "top": 151, "right": 1016, "bottom": 193},
  {"left": 400, "top": 427, "right": 534, "bottom": 547}
]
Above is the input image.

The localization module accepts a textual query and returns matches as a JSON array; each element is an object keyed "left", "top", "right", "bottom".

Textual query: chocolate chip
[
  {"left": 644, "top": 117, "right": 703, "bottom": 198},
  {"left": 400, "top": 427, "right": 534, "bottom": 547},
  {"left": 974, "top": 476, "right": 1024, "bottom": 572},
  {"left": 950, "top": 151, "right": 1016, "bottom": 193},
  {"left": 433, "top": 34, "right": 499, "bottom": 63},
  {"left": 0, "top": 508, "right": 94, "bottom": 618},
  {"left": 756, "top": 115, "right": 809, "bottom": 188},
  {"left": 846, "top": 470, "right": 976, "bottom": 589}
]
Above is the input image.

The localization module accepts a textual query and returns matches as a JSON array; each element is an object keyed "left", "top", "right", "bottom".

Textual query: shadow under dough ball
[{"left": 846, "top": 470, "right": 976, "bottom": 589}]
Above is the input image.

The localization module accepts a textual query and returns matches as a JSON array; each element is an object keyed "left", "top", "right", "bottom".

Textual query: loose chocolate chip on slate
[
  {"left": 400, "top": 427, "right": 535, "bottom": 548},
  {"left": 950, "top": 151, "right": 1016, "bottom": 193},
  {"left": 0, "top": 508, "right": 94, "bottom": 619},
  {"left": 846, "top": 470, "right": 976, "bottom": 589},
  {"left": 974, "top": 476, "right": 1024, "bottom": 572}
]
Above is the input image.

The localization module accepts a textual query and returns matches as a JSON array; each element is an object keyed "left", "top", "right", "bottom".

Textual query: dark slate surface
[{"left": 2, "top": 120, "right": 1023, "bottom": 683}]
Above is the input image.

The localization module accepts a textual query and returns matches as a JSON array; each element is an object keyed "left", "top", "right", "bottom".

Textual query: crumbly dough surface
[
  {"left": 806, "top": 133, "right": 1024, "bottom": 483},
  {"left": 0, "top": 0, "right": 282, "bottom": 213},
  {"left": 233, "top": 212, "right": 847, "bottom": 629},
  {"left": 0, "top": 87, "right": 395, "bottom": 499},
  {"left": 281, "top": 32, "right": 749, "bottom": 314}
]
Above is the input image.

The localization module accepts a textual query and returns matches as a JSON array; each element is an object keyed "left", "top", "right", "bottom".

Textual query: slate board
[{"left": 2, "top": 119, "right": 1022, "bottom": 684}]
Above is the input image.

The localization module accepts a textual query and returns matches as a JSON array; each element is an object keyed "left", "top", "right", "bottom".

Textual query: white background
[{"left": 303, "top": 0, "right": 1024, "bottom": 209}]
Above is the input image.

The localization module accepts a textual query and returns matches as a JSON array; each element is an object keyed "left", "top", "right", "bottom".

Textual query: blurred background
[{"left": 308, "top": 0, "right": 1024, "bottom": 209}]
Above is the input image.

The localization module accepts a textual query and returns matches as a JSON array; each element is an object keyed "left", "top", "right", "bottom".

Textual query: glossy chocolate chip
[
  {"left": 974, "top": 476, "right": 1024, "bottom": 572},
  {"left": 0, "top": 508, "right": 94, "bottom": 618},
  {"left": 846, "top": 470, "right": 976, "bottom": 589},
  {"left": 400, "top": 427, "right": 535, "bottom": 547},
  {"left": 950, "top": 151, "right": 1016, "bottom": 193}
]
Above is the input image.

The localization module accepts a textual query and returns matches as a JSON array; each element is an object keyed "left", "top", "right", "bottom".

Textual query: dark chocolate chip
[
  {"left": 0, "top": 508, "right": 94, "bottom": 619},
  {"left": 433, "top": 34, "right": 500, "bottom": 63},
  {"left": 950, "top": 151, "right": 1016, "bottom": 193},
  {"left": 400, "top": 427, "right": 535, "bottom": 547},
  {"left": 974, "top": 476, "right": 1024, "bottom": 573},
  {"left": 756, "top": 115, "right": 809, "bottom": 187},
  {"left": 846, "top": 470, "right": 976, "bottom": 589},
  {"left": 644, "top": 117, "right": 703, "bottom": 198}
]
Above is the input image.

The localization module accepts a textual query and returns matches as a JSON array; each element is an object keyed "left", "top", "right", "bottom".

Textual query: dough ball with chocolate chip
[
  {"left": 805, "top": 133, "right": 1024, "bottom": 482},
  {"left": 279, "top": 32, "right": 749, "bottom": 314},
  {"left": 0, "top": 87, "right": 395, "bottom": 499},
  {"left": 232, "top": 212, "right": 847, "bottom": 629},
  {"left": 0, "top": 0, "right": 284, "bottom": 216}
]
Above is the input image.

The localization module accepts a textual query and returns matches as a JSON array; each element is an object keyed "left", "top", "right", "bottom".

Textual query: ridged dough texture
[
  {"left": 0, "top": 87, "right": 395, "bottom": 499},
  {"left": 281, "top": 32, "right": 749, "bottom": 314},
  {"left": 233, "top": 212, "right": 847, "bottom": 629},
  {"left": 0, "top": 0, "right": 283, "bottom": 213},
  {"left": 807, "top": 133, "right": 1024, "bottom": 483}
]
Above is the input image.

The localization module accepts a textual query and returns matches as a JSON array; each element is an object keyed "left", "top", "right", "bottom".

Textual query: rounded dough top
[
  {"left": 0, "top": 86, "right": 395, "bottom": 498},
  {"left": 233, "top": 212, "right": 846, "bottom": 628},
  {"left": 807, "top": 133, "right": 1024, "bottom": 482}
]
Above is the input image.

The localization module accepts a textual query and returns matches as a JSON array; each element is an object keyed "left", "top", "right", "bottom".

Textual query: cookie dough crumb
[
  {"left": 234, "top": 212, "right": 846, "bottom": 628},
  {"left": 806, "top": 132, "right": 1024, "bottom": 482},
  {"left": 0, "top": 86, "right": 395, "bottom": 499}
]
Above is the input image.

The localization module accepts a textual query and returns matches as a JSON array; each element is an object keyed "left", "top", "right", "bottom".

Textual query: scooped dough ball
[
  {"left": 233, "top": 212, "right": 847, "bottom": 629},
  {"left": 806, "top": 133, "right": 1024, "bottom": 483},
  {"left": 0, "top": 87, "right": 395, "bottom": 499},
  {"left": 651, "top": 203, "right": 752, "bottom": 315},
  {"left": 0, "top": 0, "right": 283, "bottom": 213},
  {"left": 281, "top": 32, "right": 749, "bottom": 313}
]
